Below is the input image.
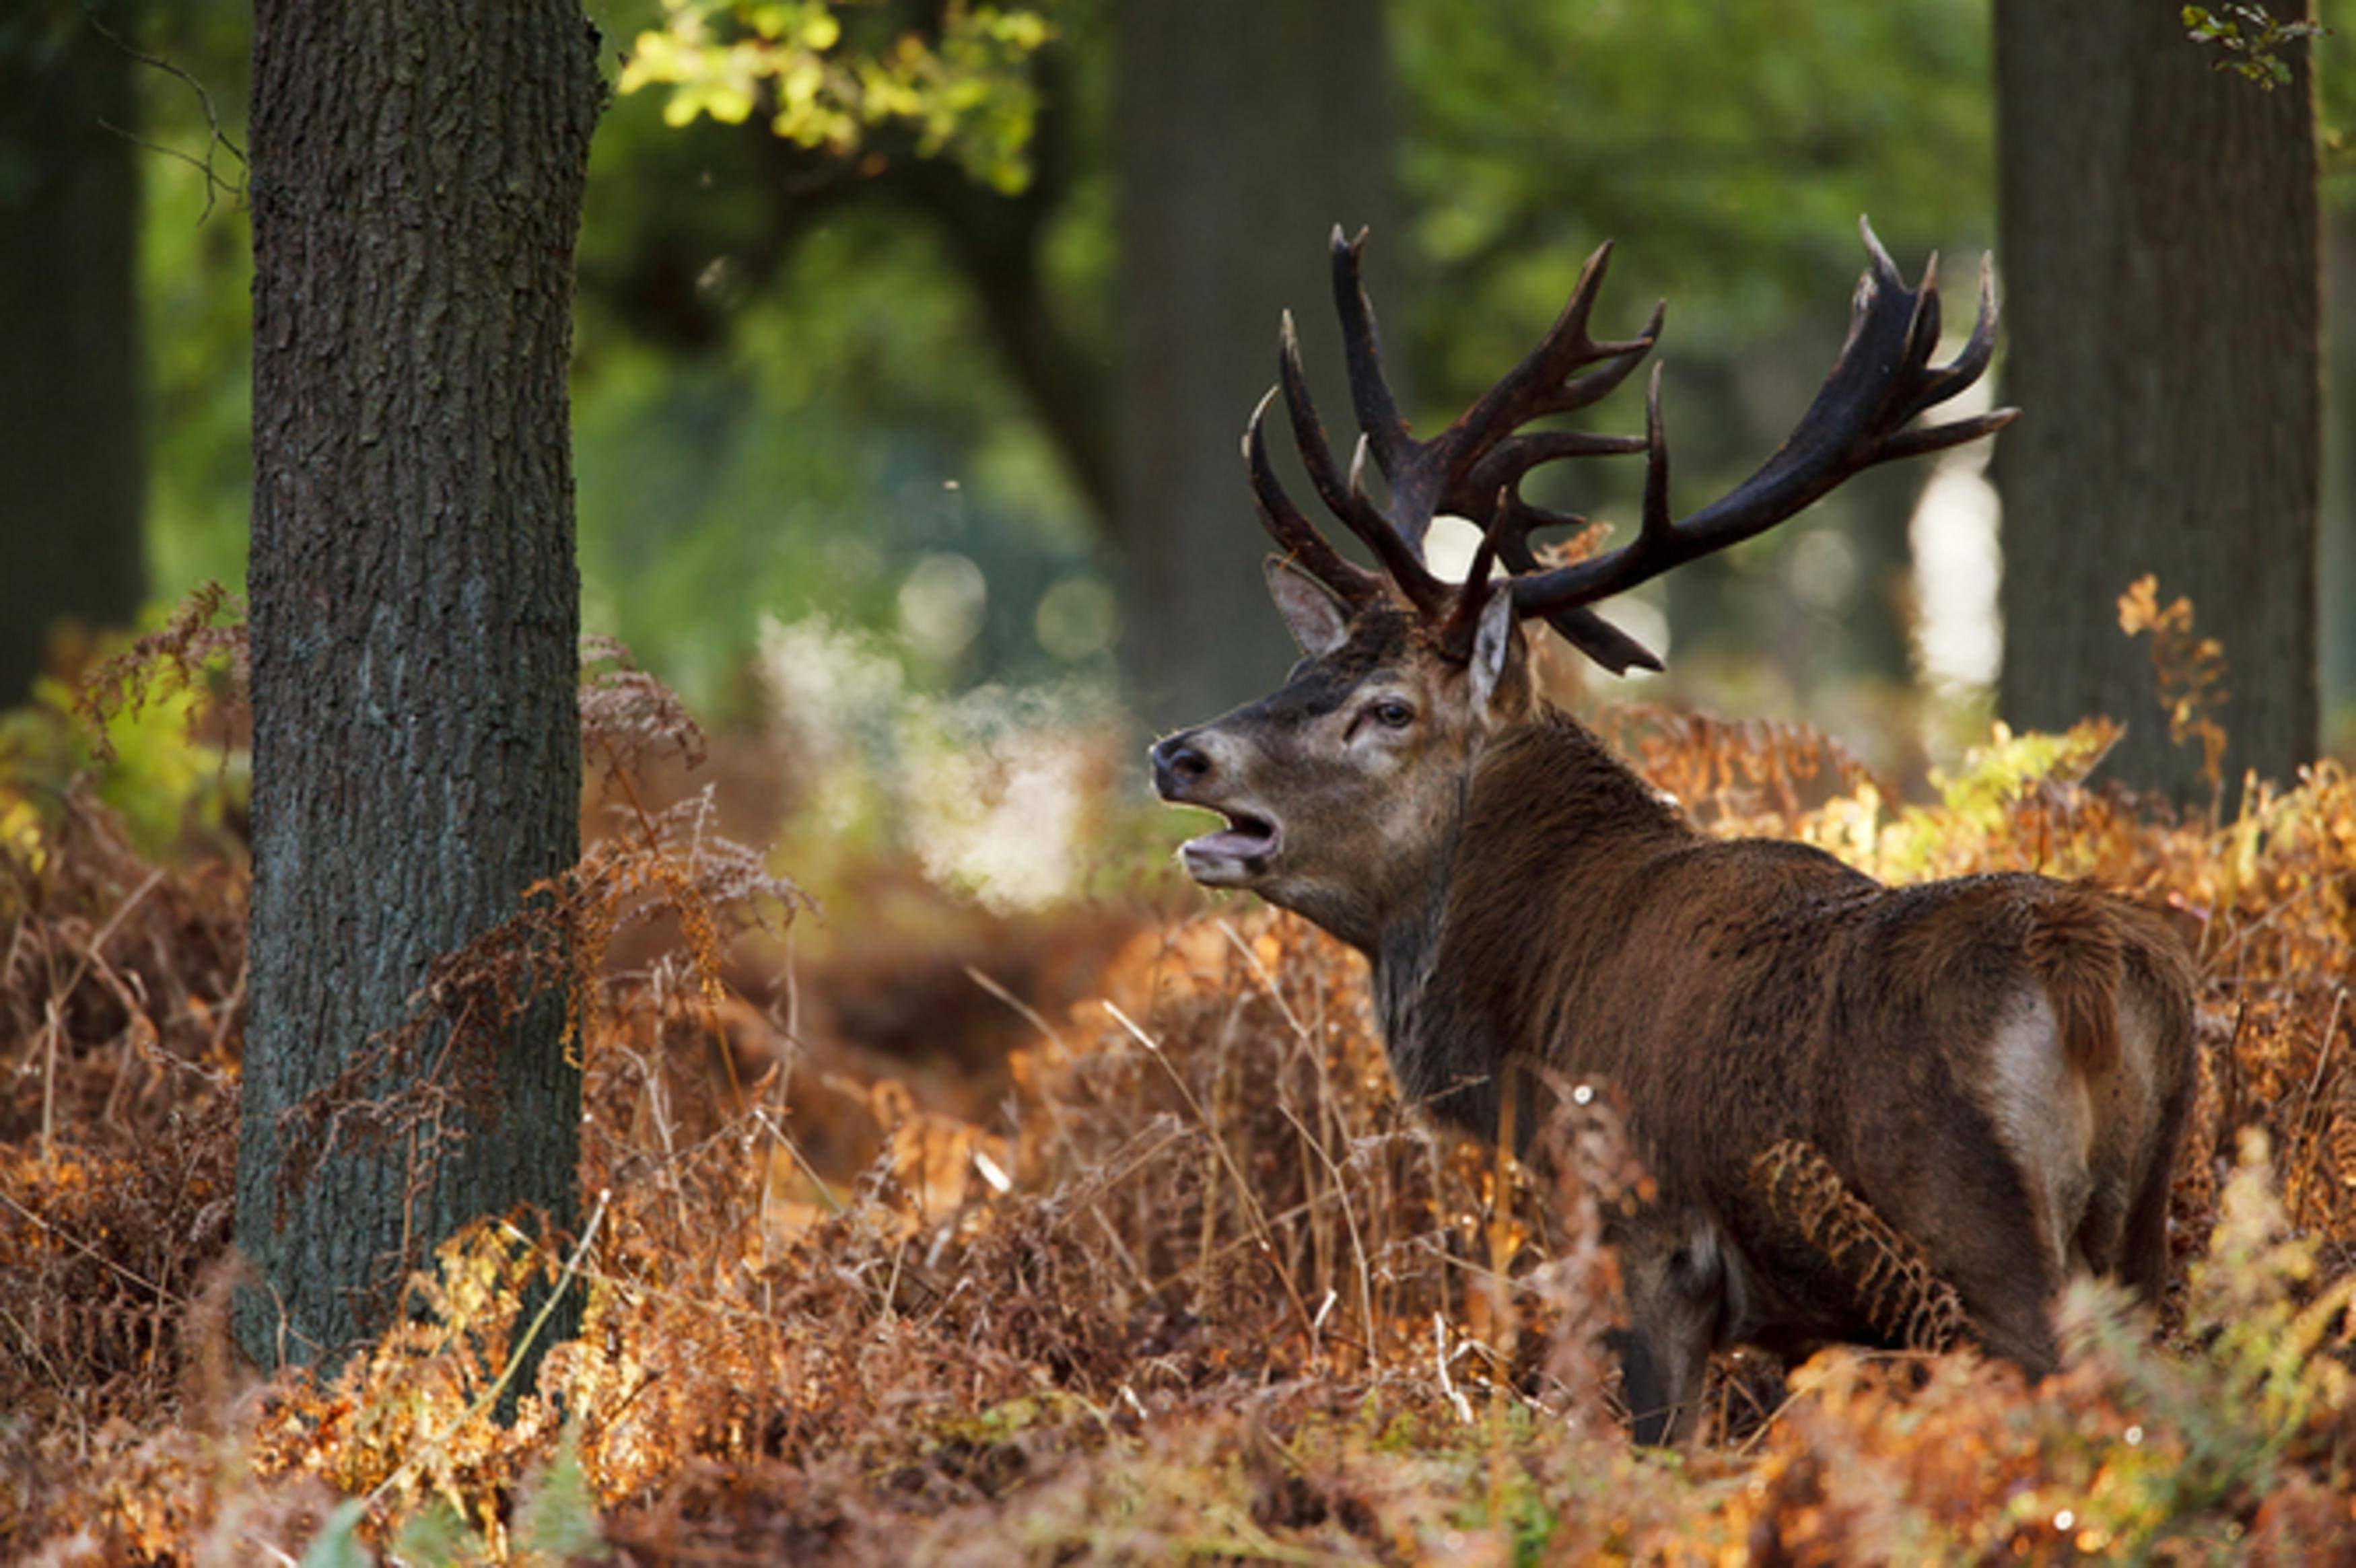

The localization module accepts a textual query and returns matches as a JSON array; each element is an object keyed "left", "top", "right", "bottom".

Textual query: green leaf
[{"left": 300, "top": 1501, "right": 374, "bottom": 1568}]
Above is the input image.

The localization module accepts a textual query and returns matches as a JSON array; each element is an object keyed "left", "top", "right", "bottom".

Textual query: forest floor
[{"left": 5, "top": 638, "right": 2356, "bottom": 1563}]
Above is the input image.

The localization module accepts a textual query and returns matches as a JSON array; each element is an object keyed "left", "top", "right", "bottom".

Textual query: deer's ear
[
  {"left": 1468, "top": 589, "right": 1527, "bottom": 719},
  {"left": 1263, "top": 555, "right": 1352, "bottom": 656}
]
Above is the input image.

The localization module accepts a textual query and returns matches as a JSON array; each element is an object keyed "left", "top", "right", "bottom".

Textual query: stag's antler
[{"left": 1245, "top": 218, "right": 2015, "bottom": 672}]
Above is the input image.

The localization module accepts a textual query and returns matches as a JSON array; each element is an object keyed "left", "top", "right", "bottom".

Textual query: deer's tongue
[{"left": 1183, "top": 810, "right": 1278, "bottom": 862}]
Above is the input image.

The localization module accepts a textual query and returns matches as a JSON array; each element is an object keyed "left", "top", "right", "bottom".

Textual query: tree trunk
[
  {"left": 0, "top": 2, "right": 146, "bottom": 705},
  {"left": 1994, "top": 0, "right": 2319, "bottom": 806},
  {"left": 1115, "top": 0, "right": 1399, "bottom": 727},
  {"left": 2322, "top": 205, "right": 2353, "bottom": 754},
  {"left": 234, "top": 1, "right": 602, "bottom": 1371}
]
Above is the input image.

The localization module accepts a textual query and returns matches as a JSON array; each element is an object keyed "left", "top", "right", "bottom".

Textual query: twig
[
  {"left": 753, "top": 1104, "right": 846, "bottom": 1216},
  {"left": 37, "top": 867, "right": 166, "bottom": 1157},
  {"left": 82, "top": 11, "right": 247, "bottom": 221},
  {"left": 0, "top": 1185, "right": 186, "bottom": 1308},
  {"left": 1218, "top": 919, "right": 1311, "bottom": 1041},
  {"left": 1103, "top": 1001, "right": 1321, "bottom": 1349},
  {"left": 965, "top": 963, "right": 1065, "bottom": 1049},
  {"left": 0, "top": 1300, "right": 89, "bottom": 1451},
  {"left": 1277, "top": 1100, "right": 1377, "bottom": 1369},
  {"left": 2289, "top": 986, "right": 2349, "bottom": 1223}
]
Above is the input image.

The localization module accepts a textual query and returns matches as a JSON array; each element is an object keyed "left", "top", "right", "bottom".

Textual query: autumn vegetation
[{"left": 3, "top": 582, "right": 2352, "bottom": 1563}]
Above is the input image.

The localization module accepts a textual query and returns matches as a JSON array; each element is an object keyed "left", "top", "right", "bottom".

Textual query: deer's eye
[{"left": 1371, "top": 699, "right": 1415, "bottom": 730}]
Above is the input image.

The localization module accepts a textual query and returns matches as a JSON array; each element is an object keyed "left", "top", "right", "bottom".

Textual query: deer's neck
[{"left": 1367, "top": 707, "right": 1696, "bottom": 1134}]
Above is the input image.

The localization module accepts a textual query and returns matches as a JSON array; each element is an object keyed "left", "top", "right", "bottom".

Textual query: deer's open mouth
[{"left": 1179, "top": 807, "right": 1281, "bottom": 882}]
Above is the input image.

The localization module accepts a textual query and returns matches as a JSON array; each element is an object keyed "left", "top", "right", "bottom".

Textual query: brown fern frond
[
  {"left": 71, "top": 581, "right": 249, "bottom": 762},
  {"left": 1751, "top": 1139, "right": 1966, "bottom": 1354},
  {"left": 580, "top": 633, "right": 707, "bottom": 783}
]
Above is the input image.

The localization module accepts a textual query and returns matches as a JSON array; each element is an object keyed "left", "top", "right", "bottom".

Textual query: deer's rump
[{"left": 1456, "top": 839, "right": 2197, "bottom": 1363}]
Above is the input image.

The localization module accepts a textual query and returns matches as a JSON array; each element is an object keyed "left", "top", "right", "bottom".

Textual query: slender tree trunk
[
  {"left": 0, "top": 3, "right": 145, "bottom": 705},
  {"left": 234, "top": 2, "right": 602, "bottom": 1370},
  {"left": 1994, "top": 0, "right": 2319, "bottom": 805},
  {"left": 1115, "top": 0, "right": 1399, "bottom": 727},
  {"left": 2323, "top": 207, "right": 2353, "bottom": 753}
]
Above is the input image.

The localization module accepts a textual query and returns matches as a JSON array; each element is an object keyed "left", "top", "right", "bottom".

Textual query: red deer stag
[{"left": 1150, "top": 221, "right": 2196, "bottom": 1443}]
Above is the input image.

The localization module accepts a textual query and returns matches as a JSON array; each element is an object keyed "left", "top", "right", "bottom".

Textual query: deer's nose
[{"left": 1151, "top": 734, "right": 1213, "bottom": 798}]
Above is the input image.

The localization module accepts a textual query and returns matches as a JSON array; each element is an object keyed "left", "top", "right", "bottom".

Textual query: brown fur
[
  {"left": 2024, "top": 888, "right": 2126, "bottom": 1075},
  {"left": 1156, "top": 602, "right": 2200, "bottom": 1442}
]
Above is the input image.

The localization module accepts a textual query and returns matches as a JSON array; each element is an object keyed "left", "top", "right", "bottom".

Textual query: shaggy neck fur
[{"left": 1363, "top": 705, "right": 1697, "bottom": 1138}]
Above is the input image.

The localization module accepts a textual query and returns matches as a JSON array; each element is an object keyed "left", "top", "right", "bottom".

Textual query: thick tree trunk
[
  {"left": 0, "top": 3, "right": 146, "bottom": 705},
  {"left": 1115, "top": 0, "right": 1399, "bottom": 727},
  {"left": 1994, "top": 0, "right": 2319, "bottom": 806},
  {"left": 234, "top": 2, "right": 601, "bottom": 1369}
]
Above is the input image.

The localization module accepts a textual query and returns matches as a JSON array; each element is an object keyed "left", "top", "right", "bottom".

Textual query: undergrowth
[{"left": 3, "top": 592, "right": 2354, "bottom": 1563}]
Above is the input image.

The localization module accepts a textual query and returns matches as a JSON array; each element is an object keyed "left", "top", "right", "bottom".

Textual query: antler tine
[
  {"left": 1243, "top": 388, "right": 1385, "bottom": 606},
  {"left": 1278, "top": 310, "right": 1355, "bottom": 513},
  {"left": 1457, "top": 428, "right": 1651, "bottom": 522},
  {"left": 1537, "top": 600, "right": 1663, "bottom": 673},
  {"left": 1426, "top": 263, "right": 1662, "bottom": 527},
  {"left": 1307, "top": 223, "right": 1664, "bottom": 613},
  {"left": 1638, "top": 361, "right": 1674, "bottom": 546},
  {"left": 1338, "top": 434, "right": 1451, "bottom": 613},
  {"left": 1532, "top": 296, "right": 1665, "bottom": 419},
  {"left": 1278, "top": 308, "right": 1449, "bottom": 608},
  {"left": 1437, "top": 493, "right": 1516, "bottom": 656},
  {"left": 1329, "top": 225, "right": 1416, "bottom": 480},
  {"left": 1455, "top": 243, "right": 1659, "bottom": 449},
  {"left": 1897, "top": 252, "right": 2000, "bottom": 427},
  {"left": 1480, "top": 489, "right": 1665, "bottom": 672},
  {"left": 1434, "top": 491, "right": 1667, "bottom": 672},
  {"left": 1507, "top": 219, "right": 2017, "bottom": 625}
]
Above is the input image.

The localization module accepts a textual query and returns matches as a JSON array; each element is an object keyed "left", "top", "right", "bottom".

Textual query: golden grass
[{"left": 4, "top": 630, "right": 2354, "bottom": 1562}]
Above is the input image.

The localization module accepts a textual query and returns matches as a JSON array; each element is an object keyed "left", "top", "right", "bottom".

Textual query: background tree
[
  {"left": 232, "top": 1, "right": 602, "bottom": 1369},
  {"left": 1994, "top": 0, "right": 2321, "bottom": 806},
  {"left": 0, "top": 2, "right": 146, "bottom": 706},
  {"left": 1113, "top": 0, "right": 1399, "bottom": 724}
]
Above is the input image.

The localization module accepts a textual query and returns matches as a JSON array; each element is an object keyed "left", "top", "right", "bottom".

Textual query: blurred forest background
[{"left": 10, "top": 0, "right": 2350, "bottom": 816}]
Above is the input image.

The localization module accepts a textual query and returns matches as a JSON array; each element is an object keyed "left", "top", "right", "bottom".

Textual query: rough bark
[
  {"left": 1115, "top": 0, "right": 1400, "bottom": 727},
  {"left": 234, "top": 1, "right": 602, "bottom": 1370},
  {"left": 0, "top": 3, "right": 146, "bottom": 705},
  {"left": 2323, "top": 207, "right": 2353, "bottom": 750},
  {"left": 1994, "top": 0, "right": 2320, "bottom": 805}
]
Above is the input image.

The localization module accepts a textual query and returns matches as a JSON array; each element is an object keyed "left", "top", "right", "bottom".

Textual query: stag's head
[{"left": 1153, "top": 221, "right": 2011, "bottom": 945}]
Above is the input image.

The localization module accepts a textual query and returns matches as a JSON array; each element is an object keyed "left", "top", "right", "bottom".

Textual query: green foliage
[
  {"left": 514, "top": 1425, "right": 606, "bottom": 1563},
  {"left": 0, "top": 668, "right": 241, "bottom": 865},
  {"left": 2058, "top": 1131, "right": 2356, "bottom": 1551},
  {"left": 135, "top": 8, "right": 255, "bottom": 601},
  {"left": 297, "top": 1500, "right": 370, "bottom": 1568},
  {"left": 2184, "top": 4, "right": 2329, "bottom": 89},
  {"left": 1397, "top": 0, "right": 1993, "bottom": 363},
  {"left": 619, "top": 0, "right": 1051, "bottom": 192},
  {"left": 1877, "top": 717, "right": 2120, "bottom": 873},
  {"left": 387, "top": 1500, "right": 473, "bottom": 1567},
  {"left": 571, "top": 204, "right": 1107, "bottom": 713}
]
